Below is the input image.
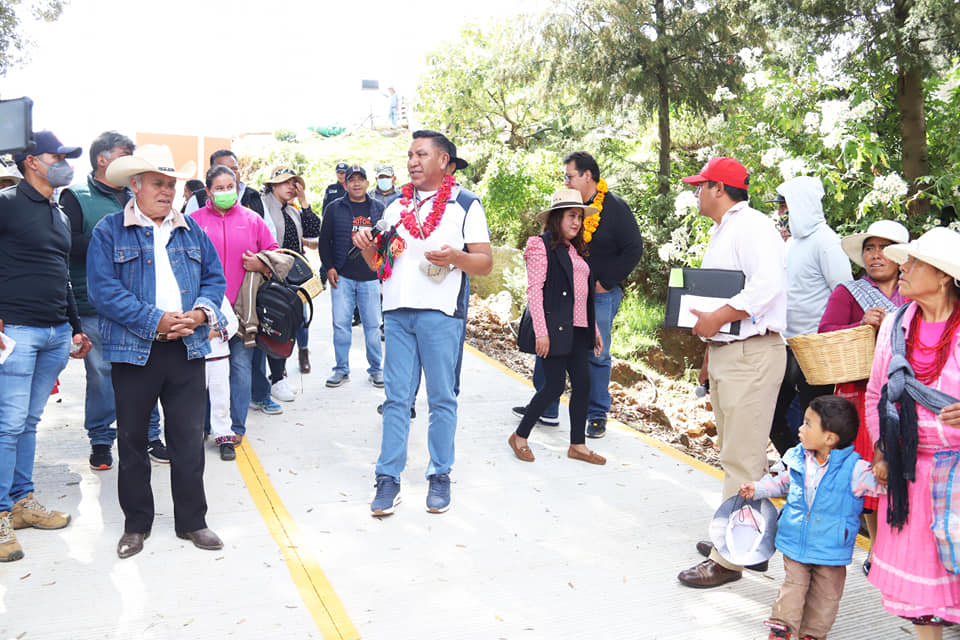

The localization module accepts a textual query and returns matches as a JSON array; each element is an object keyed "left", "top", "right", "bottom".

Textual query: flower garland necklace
[
  {"left": 400, "top": 174, "right": 455, "bottom": 239},
  {"left": 374, "top": 174, "right": 455, "bottom": 281},
  {"left": 582, "top": 178, "right": 607, "bottom": 243}
]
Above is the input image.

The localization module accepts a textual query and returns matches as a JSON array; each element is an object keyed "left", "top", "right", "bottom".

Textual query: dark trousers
[
  {"left": 516, "top": 328, "right": 591, "bottom": 444},
  {"left": 112, "top": 341, "right": 208, "bottom": 535},
  {"left": 769, "top": 347, "right": 834, "bottom": 456}
]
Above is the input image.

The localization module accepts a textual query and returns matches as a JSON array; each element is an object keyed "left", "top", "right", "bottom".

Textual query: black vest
[{"left": 518, "top": 231, "right": 596, "bottom": 356}]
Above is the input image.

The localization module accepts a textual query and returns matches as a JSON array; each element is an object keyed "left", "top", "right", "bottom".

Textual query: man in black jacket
[
  {"left": 322, "top": 162, "right": 349, "bottom": 212},
  {"left": 318, "top": 165, "right": 384, "bottom": 388},
  {"left": 513, "top": 151, "right": 643, "bottom": 438}
]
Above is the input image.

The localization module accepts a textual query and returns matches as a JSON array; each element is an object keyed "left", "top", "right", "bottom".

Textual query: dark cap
[
  {"left": 764, "top": 194, "right": 786, "bottom": 205},
  {"left": 14, "top": 130, "right": 82, "bottom": 163},
  {"left": 335, "top": 162, "right": 349, "bottom": 173},
  {"left": 345, "top": 165, "right": 366, "bottom": 180},
  {"left": 448, "top": 142, "right": 469, "bottom": 172}
]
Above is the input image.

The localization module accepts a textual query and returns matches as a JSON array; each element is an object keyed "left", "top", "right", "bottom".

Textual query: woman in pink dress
[
  {"left": 819, "top": 220, "right": 909, "bottom": 574},
  {"left": 865, "top": 227, "right": 960, "bottom": 638}
]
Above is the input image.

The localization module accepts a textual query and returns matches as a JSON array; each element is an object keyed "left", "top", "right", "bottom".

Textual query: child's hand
[
  {"left": 872, "top": 460, "right": 888, "bottom": 487},
  {"left": 739, "top": 482, "right": 755, "bottom": 499}
]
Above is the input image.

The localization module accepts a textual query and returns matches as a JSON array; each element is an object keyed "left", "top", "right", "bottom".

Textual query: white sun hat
[
  {"left": 884, "top": 226, "right": 960, "bottom": 281},
  {"left": 841, "top": 220, "right": 910, "bottom": 268},
  {"left": 105, "top": 144, "right": 196, "bottom": 186}
]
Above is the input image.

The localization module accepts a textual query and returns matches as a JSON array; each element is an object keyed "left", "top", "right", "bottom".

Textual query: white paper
[
  {"left": 678, "top": 295, "right": 733, "bottom": 333},
  {"left": 0, "top": 332, "right": 15, "bottom": 365}
]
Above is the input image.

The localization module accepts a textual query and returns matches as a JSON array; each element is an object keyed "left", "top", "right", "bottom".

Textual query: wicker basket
[{"left": 786, "top": 324, "right": 877, "bottom": 385}]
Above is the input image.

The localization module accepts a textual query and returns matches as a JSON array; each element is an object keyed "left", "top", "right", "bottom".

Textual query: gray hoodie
[{"left": 780, "top": 176, "right": 852, "bottom": 337}]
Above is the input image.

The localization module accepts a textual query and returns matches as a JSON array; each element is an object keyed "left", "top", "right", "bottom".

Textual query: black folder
[{"left": 664, "top": 267, "right": 746, "bottom": 335}]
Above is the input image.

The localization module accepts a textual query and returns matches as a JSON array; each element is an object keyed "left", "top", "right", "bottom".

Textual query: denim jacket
[{"left": 86, "top": 200, "right": 227, "bottom": 365}]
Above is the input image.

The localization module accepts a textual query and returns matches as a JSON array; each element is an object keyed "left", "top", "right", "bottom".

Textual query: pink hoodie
[{"left": 191, "top": 200, "right": 278, "bottom": 304}]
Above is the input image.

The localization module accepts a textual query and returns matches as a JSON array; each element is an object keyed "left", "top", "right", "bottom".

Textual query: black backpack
[{"left": 255, "top": 276, "right": 313, "bottom": 359}]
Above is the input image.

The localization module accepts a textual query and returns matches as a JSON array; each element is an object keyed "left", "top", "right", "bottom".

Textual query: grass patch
[{"left": 611, "top": 293, "right": 664, "bottom": 362}]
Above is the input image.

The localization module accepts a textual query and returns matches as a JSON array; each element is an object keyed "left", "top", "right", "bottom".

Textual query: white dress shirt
[
  {"left": 700, "top": 201, "right": 787, "bottom": 342},
  {"left": 133, "top": 201, "right": 182, "bottom": 312}
]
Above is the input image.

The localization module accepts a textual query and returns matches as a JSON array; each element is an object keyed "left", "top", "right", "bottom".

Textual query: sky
[{"left": 1, "top": 0, "right": 549, "bottom": 153}]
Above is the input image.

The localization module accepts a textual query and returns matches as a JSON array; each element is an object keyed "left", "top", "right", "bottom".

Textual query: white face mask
[{"left": 377, "top": 177, "right": 392, "bottom": 191}]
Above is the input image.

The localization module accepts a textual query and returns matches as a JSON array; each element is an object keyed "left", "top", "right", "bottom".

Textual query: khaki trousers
[
  {"left": 706, "top": 332, "right": 786, "bottom": 571},
  {"left": 771, "top": 555, "right": 846, "bottom": 639}
]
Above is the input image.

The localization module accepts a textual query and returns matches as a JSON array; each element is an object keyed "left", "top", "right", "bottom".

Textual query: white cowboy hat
[
  {"left": 884, "top": 227, "right": 960, "bottom": 281},
  {"left": 709, "top": 494, "right": 779, "bottom": 567},
  {"left": 105, "top": 144, "right": 196, "bottom": 185},
  {"left": 0, "top": 164, "right": 22, "bottom": 185},
  {"left": 841, "top": 220, "right": 910, "bottom": 267},
  {"left": 536, "top": 188, "right": 598, "bottom": 222}
]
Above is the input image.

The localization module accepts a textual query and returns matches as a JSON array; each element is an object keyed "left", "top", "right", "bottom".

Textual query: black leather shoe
[
  {"left": 219, "top": 443, "right": 236, "bottom": 461},
  {"left": 177, "top": 527, "right": 223, "bottom": 550},
  {"left": 586, "top": 418, "right": 606, "bottom": 438},
  {"left": 696, "top": 540, "right": 768, "bottom": 572},
  {"left": 117, "top": 531, "right": 150, "bottom": 559}
]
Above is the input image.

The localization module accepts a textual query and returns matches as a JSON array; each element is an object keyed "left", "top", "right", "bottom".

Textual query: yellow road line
[
  {"left": 235, "top": 439, "right": 360, "bottom": 640},
  {"left": 467, "top": 344, "right": 871, "bottom": 549}
]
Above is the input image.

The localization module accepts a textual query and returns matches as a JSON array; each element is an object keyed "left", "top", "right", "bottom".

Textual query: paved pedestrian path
[{"left": 0, "top": 290, "right": 943, "bottom": 639}]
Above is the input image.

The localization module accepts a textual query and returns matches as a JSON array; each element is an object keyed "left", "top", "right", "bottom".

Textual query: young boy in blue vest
[{"left": 740, "top": 395, "right": 883, "bottom": 640}]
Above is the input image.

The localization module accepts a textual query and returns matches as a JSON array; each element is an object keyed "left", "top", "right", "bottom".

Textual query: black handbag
[{"left": 517, "top": 306, "right": 535, "bottom": 354}]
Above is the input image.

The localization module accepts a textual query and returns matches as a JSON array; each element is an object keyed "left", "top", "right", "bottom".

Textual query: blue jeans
[
  {"left": 532, "top": 284, "right": 623, "bottom": 420},
  {"left": 80, "top": 315, "right": 161, "bottom": 446},
  {"left": 228, "top": 336, "right": 253, "bottom": 436},
  {"left": 587, "top": 285, "right": 623, "bottom": 419},
  {"left": 378, "top": 309, "right": 459, "bottom": 480},
  {"left": 0, "top": 323, "right": 71, "bottom": 511},
  {"left": 251, "top": 349, "right": 270, "bottom": 401},
  {"left": 330, "top": 276, "right": 382, "bottom": 376}
]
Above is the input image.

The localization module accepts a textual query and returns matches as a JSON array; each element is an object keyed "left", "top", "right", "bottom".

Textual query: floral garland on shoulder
[
  {"left": 582, "top": 178, "right": 607, "bottom": 243},
  {"left": 374, "top": 175, "right": 455, "bottom": 280}
]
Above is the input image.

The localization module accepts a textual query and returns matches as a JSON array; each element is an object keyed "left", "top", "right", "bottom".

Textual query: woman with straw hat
[
  {"left": 865, "top": 227, "right": 960, "bottom": 638},
  {"left": 818, "top": 219, "right": 909, "bottom": 575},
  {"left": 511, "top": 189, "right": 605, "bottom": 465}
]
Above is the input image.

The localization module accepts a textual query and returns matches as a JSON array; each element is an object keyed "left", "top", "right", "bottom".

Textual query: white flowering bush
[{"left": 857, "top": 173, "right": 909, "bottom": 218}]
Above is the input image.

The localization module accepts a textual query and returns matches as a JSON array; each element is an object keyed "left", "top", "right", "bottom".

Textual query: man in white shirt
[
  {"left": 676, "top": 157, "right": 787, "bottom": 588},
  {"left": 354, "top": 130, "right": 492, "bottom": 516}
]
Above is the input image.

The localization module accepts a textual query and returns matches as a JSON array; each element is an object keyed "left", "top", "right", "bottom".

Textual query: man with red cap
[{"left": 676, "top": 157, "right": 788, "bottom": 588}]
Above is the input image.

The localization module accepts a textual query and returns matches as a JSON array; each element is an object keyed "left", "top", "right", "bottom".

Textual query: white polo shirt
[{"left": 380, "top": 188, "right": 489, "bottom": 317}]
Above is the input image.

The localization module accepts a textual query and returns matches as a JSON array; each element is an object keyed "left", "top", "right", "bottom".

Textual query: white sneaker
[{"left": 271, "top": 379, "right": 296, "bottom": 402}]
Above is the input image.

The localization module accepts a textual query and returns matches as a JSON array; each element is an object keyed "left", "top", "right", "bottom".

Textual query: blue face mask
[
  {"left": 377, "top": 177, "right": 393, "bottom": 191},
  {"left": 35, "top": 158, "right": 74, "bottom": 188}
]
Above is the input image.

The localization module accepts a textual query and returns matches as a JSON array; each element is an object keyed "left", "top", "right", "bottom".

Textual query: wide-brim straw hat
[
  {"left": 105, "top": 144, "right": 196, "bottom": 185},
  {"left": 263, "top": 166, "right": 305, "bottom": 189},
  {"left": 536, "top": 188, "right": 598, "bottom": 222},
  {"left": 841, "top": 220, "right": 910, "bottom": 267},
  {"left": 0, "top": 164, "right": 22, "bottom": 185},
  {"left": 884, "top": 226, "right": 960, "bottom": 281}
]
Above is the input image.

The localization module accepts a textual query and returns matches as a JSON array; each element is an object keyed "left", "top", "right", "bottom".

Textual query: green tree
[
  {"left": 416, "top": 20, "right": 580, "bottom": 151},
  {"left": 752, "top": 0, "right": 960, "bottom": 215},
  {"left": 0, "top": 0, "right": 67, "bottom": 76},
  {"left": 541, "top": 0, "right": 762, "bottom": 194}
]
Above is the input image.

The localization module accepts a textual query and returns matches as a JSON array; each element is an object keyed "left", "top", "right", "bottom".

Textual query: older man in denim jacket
[{"left": 87, "top": 145, "right": 227, "bottom": 559}]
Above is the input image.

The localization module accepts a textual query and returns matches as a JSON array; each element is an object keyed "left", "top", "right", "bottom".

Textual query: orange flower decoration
[{"left": 582, "top": 178, "right": 607, "bottom": 243}]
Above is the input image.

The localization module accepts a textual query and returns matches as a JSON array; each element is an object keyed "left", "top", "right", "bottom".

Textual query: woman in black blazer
[{"left": 511, "top": 189, "right": 605, "bottom": 464}]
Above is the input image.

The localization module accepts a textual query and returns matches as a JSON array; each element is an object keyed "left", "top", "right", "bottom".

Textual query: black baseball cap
[
  {"left": 345, "top": 165, "right": 366, "bottom": 180},
  {"left": 764, "top": 194, "right": 786, "bottom": 205},
  {"left": 335, "top": 162, "right": 349, "bottom": 173},
  {"left": 14, "top": 130, "right": 82, "bottom": 162}
]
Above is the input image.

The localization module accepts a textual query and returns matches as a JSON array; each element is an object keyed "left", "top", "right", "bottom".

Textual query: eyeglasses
[{"left": 272, "top": 168, "right": 296, "bottom": 178}]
